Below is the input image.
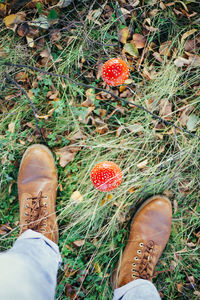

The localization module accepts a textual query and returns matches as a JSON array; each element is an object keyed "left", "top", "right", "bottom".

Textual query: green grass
[{"left": 0, "top": 0, "right": 200, "bottom": 299}]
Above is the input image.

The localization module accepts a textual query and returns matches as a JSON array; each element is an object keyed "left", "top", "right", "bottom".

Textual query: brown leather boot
[
  {"left": 18, "top": 144, "right": 58, "bottom": 243},
  {"left": 112, "top": 195, "right": 172, "bottom": 288}
]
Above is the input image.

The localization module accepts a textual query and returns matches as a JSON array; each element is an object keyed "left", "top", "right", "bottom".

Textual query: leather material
[
  {"left": 113, "top": 195, "right": 172, "bottom": 288},
  {"left": 18, "top": 144, "right": 58, "bottom": 243}
]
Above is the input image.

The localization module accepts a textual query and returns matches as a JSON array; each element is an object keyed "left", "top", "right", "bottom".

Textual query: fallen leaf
[
  {"left": 70, "top": 131, "right": 87, "bottom": 142},
  {"left": 184, "top": 38, "right": 199, "bottom": 52},
  {"left": 119, "top": 27, "right": 130, "bottom": 44},
  {"left": 0, "top": 3, "right": 6, "bottom": 17},
  {"left": 181, "top": 29, "right": 197, "bottom": 44},
  {"left": 137, "top": 159, "right": 148, "bottom": 169},
  {"left": 179, "top": 109, "right": 189, "bottom": 126},
  {"left": 56, "top": 145, "right": 81, "bottom": 167},
  {"left": 56, "top": 0, "right": 73, "bottom": 7},
  {"left": 177, "top": 283, "right": 183, "bottom": 293},
  {"left": 0, "top": 47, "right": 7, "bottom": 58},
  {"left": 174, "top": 57, "right": 190, "bottom": 67},
  {"left": 132, "top": 33, "right": 146, "bottom": 49},
  {"left": 50, "top": 29, "right": 61, "bottom": 43},
  {"left": 159, "top": 98, "right": 172, "bottom": 120},
  {"left": 127, "top": 123, "right": 144, "bottom": 134},
  {"left": 159, "top": 41, "right": 172, "bottom": 56},
  {"left": 3, "top": 12, "right": 26, "bottom": 31},
  {"left": 187, "top": 114, "right": 199, "bottom": 131},
  {"left": 101, "top": 194, "right": 113, "bottom": 206},
  {"left": 95, "top": 124, "right": 109, "bottom": 134},
  {"left": 0, "top": 224, "right": 12, "bottom": 235},
  {"left": 70, "top": 191, "right": 83, "bottom": 203},
  {"left": 15, "top": 72, "right": 28, "bottom": 82},
  {"left": 72, "top": 239, "right": 85, "bottom": 247},
  {"left": 26, "top": 36, "right": 34, "bottom": 48},
  {"left": 94, "top": 262, "right": 101, "bottom": 274},
  {"left": 17, "top": 22, "right": 29, "bottom": 37},
  {"left": 124, "top": 43, "right": 139, "bottom": 57},
  {"left": 8, "top": 122, "right": 15, "bottom": 133},
  {"left": 29, "top": 15, "right": 49, "bottom": 29}
]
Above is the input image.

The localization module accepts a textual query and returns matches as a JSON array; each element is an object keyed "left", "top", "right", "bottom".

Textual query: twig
[
  {"left": 3, "top": 62, "right": 200, "bottom": 139},
  {"left": 3, "top": 72, "right": 44, "bottom": 142}
]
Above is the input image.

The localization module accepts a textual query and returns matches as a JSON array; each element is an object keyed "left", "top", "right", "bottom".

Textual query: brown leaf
[
  {"left": 177, "top": 283, "right": 183, "bottom": 293},
  {"left": 40, "top": 49, "right": 52, "bottom": 59},
  {"left": 95, "top": 124, "right": 109, "bottom": 134},
  {"left": 56, "top": 145, "right": 81, "bottom": 167},
  {"left": 159, "top": 41, "right": 172, "bottom": 56},
  {"left": 17, "top": 22, "right": 29, "bottom": 37},
  {"left": 152, "top": 52, "right": 163, "bottom": 63},
  {"left": 3, "top": 12, "right": 26, "bottom": 31},
  {"left": 0, "top": 224, "right": 12, "bottom": 235},
  {"left": 15, "top": 72, "right": 28, "bottom": 82},
  {"left": 184, "top": 39, "right": 199, "bottom": 52},
  {"left": 70, "top": 131, "right": 87, "bottom": 142},
  {"left": 179, "top": 109, "right": 189, "bottom": 126},
  {"left": 159, "top": 98, "right": 172, "bottom": 120},
  {"left": 72, "top": 239, "right": 85, "bottom": 247},
  {"left": 50, "top": 29, "right": 61, "bottom": 43},
  {"left": 119, "top": 27, "right": 130, "bottom": 44},
  {"left": 132, "top": 33, "right": 146, "bottom": 49}
]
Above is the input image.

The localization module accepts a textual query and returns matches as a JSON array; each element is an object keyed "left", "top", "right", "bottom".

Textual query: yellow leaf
[
  {"left": 101, "top": 194, "right": 113, "bottom": 206},
  {"left": 3, "top": 13, "right": 25, "bottom": 31},
  {"left": 70, "top": 191, "right": 83, "bottom": 203},
  {"left": 181, "top": 29, "right": 197, "bottom": 44},
  {"left": 119, "top": 27, "right": 130, "bottom": 44},
  {"left": 136, "top": 159, "right": 148, "bottom": 169},
  {"left": 94, "top": 262, "right": 101, "bottom": 274}
]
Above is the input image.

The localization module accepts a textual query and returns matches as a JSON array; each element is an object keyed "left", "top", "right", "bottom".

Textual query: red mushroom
[
  {"left": 102, "top": 58, "right": 129, "bottom": 86},
  {"left": 91, "top": 161, "right": 123, "bottom": 192}
]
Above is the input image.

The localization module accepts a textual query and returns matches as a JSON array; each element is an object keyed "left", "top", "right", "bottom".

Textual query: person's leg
[
  {"left": 0, "top": 144, "right": 60, "bottom": 299},
  {"left": 0, "top": 230, "right": 61, "bottom": 300},
  {"left": 113, "top": 279, "right": 161, "bottom": 300},
  {"left": 112, "top": 195, "right": 172, "bottom": 300}
]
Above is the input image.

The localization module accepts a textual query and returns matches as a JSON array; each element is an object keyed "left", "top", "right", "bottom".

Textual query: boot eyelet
[
  {"left": 137, "top": 250, "right": 141, "bottom": 254},
  {"left": 139, "top": 243, "right": 144, "bottom": 247},
  {"left": 24, "top": 212, "right": 29, "bottom": 216},
  {"left": 132, "top": 263, "right": 136, "bottom": 267},
  {"left": 25, "top": 204, "right": 29, "bottom": 208},
  {"left": 132, "top": 274, "right": 136, "bottom": 279},
  {"left": 134, "top": 256, "right": 138, "bottom": 261}
]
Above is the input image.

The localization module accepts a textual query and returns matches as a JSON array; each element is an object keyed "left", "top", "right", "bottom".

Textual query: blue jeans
[{"left": 0, "top": 230, "right": 161, "bottom": 299}]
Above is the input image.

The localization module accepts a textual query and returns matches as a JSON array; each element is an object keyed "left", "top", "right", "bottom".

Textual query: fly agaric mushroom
[
  {"left": 91, "top": 161, "right": 123, "bottom": 192},
  {"left": 102, "top": 58, "right": 129, "bottom": 86}
]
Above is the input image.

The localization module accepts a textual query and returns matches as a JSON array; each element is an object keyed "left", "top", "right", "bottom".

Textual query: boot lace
[
  {"left": 23, "top": 191, "right": 48, "bottom": 233},
  {"left": 131, "top": 240, "right": 155, "bottom": 280}
]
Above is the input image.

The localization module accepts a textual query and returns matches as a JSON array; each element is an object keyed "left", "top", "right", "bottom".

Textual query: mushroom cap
[
  {"left": 102, "top": 58, "right": 129, "bottom": 86},
  {"left": 91, "top": 161, "right": 123, "bottom": 192}
]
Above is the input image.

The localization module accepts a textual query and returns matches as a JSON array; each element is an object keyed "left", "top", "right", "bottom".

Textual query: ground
[{"left": 0, "top": 0, "right": 199, "bottom": 299}]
